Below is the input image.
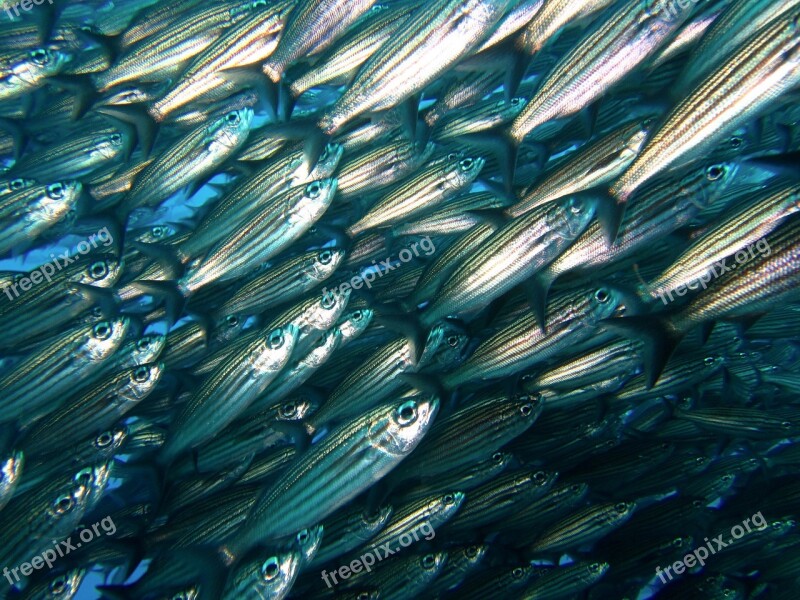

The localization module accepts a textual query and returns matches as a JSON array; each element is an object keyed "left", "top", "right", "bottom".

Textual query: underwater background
[{"left": 0, "top": 0, "right": 799, "bottom": 598}]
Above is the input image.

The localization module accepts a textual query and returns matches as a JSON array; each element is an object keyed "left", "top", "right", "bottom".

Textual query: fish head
[
  {"left": 424, "top": 318, "right": 471, "bottom": 371},
  {"left": 45, "top": 471, "right": 93, "bottom": 522},
  {"left": 509, "top": 392, "right": 544, "bottom": 428},
  {"left": 446, "top": 155, "right": 485, "bottom": 190},
  {"left": 0, "top": 451, "right": 23, "bottom": 496},
  {"left": 379, "top": 395, "right": 439, "bottom": 455},
  {"left": 528, "top": 469, "right": 557, "bottom": 492},
  {"left": 131, "top": 334, "right": 167, "bottom": 365},
  {"left": 20, "top": 47, "right": 71, "bottom": 82},
  {"left": 307, "top": 247, "right": 345, "bottom": 280},
  {"left": 359, "top": 503, "right": 393, "bottom": 534},
  {"left": 126, "top": 362, "right": 165, "bottom": 399},
  {"left": 34, "top": 180, "right": 82, "bottom": 221},
  {"left": 228, "top": 549, "right": 300, "bottom": 599},
  {"left": 75, "top": 255, "right": 122, "bottom": 288},
  {"left": 43, "top": 568, "right": 86, "bottom": 598},
  {"left": 291, "top": 524, "right": 324, "bottom": 564},
  {"left": 87, "top": 128, "right": 129, "bottom": 164},
  {"left": 0, "top": 177, "right": 36, "bottom": 196},
  {"left": 413, "top": 551, "right": 447, "bottom": 581},
  {"left": 311, "top": 143, "right": 344, "bottom": 178},
  {"left": 85, "top": 317, "right": 129, "bottom": 361},
  {"left": 92, "top": 426, "right": 129, "bottom": 456},
  {"left": 254, "top": 324, "right": 299, "bottom": 373},
  {"left": 459, "top": 543, "right": 488, "bottom": 567},
  {"left": 273, "top": 391, "right": 321, "bottom": 421},
  {"left": 438, "top": 490, "right": 465, "bottom": 515},
  {"left": 337, "top": 306, "right": 374, "bottom": 341},
  {"left": 609, "top": 500, "right": 636, "bottom": 523},
  {"left": 212, "top": 107, "right": 255, "bottom": 149}
]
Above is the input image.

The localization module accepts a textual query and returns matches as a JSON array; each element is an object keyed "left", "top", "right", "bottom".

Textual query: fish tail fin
[
  {"left": 602, "top": 315, "right": 682, "bottom": 388},
  {"left": 520, "top": 273, "right": 555, "bottom": 333},
  {"left": 596, "top": 189, "right": 625, "bottom": 247},
  {"left": 125, "top": 279, "right": 186, "bottom": 326},
  {"left": 97, "top": 104, "right": 158, "bottom": 158},
  {"left": 218, "top": 66, "right": 280, "bottom": 121},
  {"left": 0, "top": 117, "right": 27, "bottom": 160}
]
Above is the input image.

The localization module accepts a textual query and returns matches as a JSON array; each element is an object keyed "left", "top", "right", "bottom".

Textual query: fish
[
  {"left": 318, "top": 0, "right": 514, "bottom": 133},
  {"left": 219, "top": 394, "right": 438, "bottom": 562}
]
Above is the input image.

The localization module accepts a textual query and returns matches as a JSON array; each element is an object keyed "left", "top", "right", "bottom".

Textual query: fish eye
[
  {"left": 152, "top": 226, "right": 165, "bottom": 238},
  {"left": 96, "top": 431, "right": 114, "bottom": 447},
  {"left": 594, "top": 289, "right": 609, "bottom": 303},
  {"left": 10, "top": 179, "right": 25, "bottom": 190},
  {"left": 321, "top": 293, "right": 337, "bottom": 309},
  {"left": 511, "top": 97, "right": 520, "bottom": 105},
  {"left": 703, "top": 356, "right": 716, "bottom": 366},
  {"left": 318, "top": 250, "right": 332, "bottom": 264},
  {"left": 47, "top": 183, "right": 64, "bottom": 199},
  {"left": 511, "top": 567, "right": 524, "bottom": 579},
  {"left": 50, "top": 577, "right": 67, "bottom": 594},
  {"left": 589, "top": 563, "right": 603, "bottom": 573},
  {"left": 568, "top": 198, "right": 584, "bottom": 214},
  {"left": 519, "top": 402, "right": 533, "bottom": 417},
  {"left": 225, "top": 315, "right": 239, "bottom": 327},
  {"left": 352, "top": 310, "right": 363, "bottom": 320},
  {"left": 133, "top": 366, "right": 150, "bottom": 382},
  {"left": 730, "top": 136, "right": 742, "bottom": 148},
  {"left": 93, "top": 322, "right": 112, "bottom": 339},
  {"left": 447, "top": 335, "right": 459, "bottom": 347},
  {"left": 268, "top": 328, "right": 285, "bottom": 349},
  {"left": 706, "top": 165, "right": 724, "bottom": 180},
  {"left": 297, "top": 529, "right": 310, "bottom": 544},
  {"left": 110, "top": 133, "right": 122, "bottom": 145},
  {"left": 90, "top": 261, "right": 108, "bottom": 279},
  {"left": 306, "top": 182, "right": 321, "bottom": 198},
  {"left": 226, "top": 111, "right": 241, "bottom": 125},
  {"left": 30, "top": 48, "right": 49, "bottom": 65},
  {"left": 136, "top": 337, "right": 152, "bottom": 351},
  {"left": 357, "top": 594, "right": 371, "bottom": 600},
  {"left": 533, "top": 471, "right": 547, "bottom": 483},
  {"left": 459, "top": 158, "right": 474, "bottom": 171},
  {"left": 466, "top": 545, "right": 479, "bottom": 558},
  {"left": 395, "top": 400, "right": 418, "bottom": 425},
  {"left": 443, "top": 493, "right": 455, "bottom": 505},
  {"left": 673, "top": 537, "right": 684, "bottom": 547},
  {"left": 492, "top": 451, "right": 503, "bottom": 463},
  {"left": 614, "top": 502, "right": 628, "bottom": 513},
  {"left": 280, "top": 401, "right": 297, "bottom": 418},
  {"left": 782, "top": 421, "right": 793, "bottom": 429},
  {"left": 421, "top": 554, "right": 436, "bottom": 569},
  {"left": 447, "top": 152, "right": 458, "bottom": 160},
  {"left": 261, "top": 557, "right": 280, "bottom": 580},
  {"left": 54, "top": 495, "right": 74, "bottom": 514}
]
